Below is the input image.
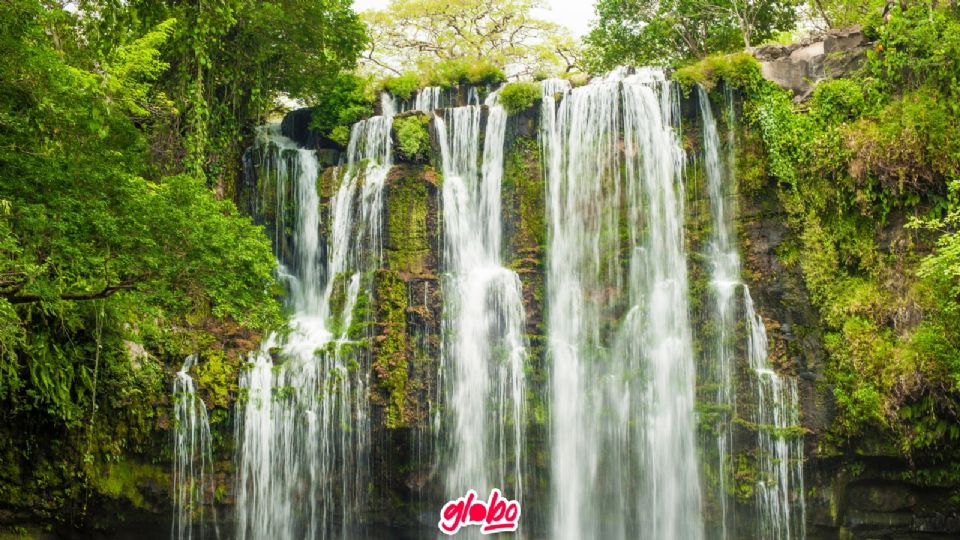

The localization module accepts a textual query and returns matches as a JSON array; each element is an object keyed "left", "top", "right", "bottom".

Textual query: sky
[{"left": 351, "top": 0, "right": 596, "bottom": 38}]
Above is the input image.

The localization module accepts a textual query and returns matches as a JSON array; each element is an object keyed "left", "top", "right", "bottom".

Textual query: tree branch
[{"left": 5, "top": 280, "right": 140, "bottom": 304}]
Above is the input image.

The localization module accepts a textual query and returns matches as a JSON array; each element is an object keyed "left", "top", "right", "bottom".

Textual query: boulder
[{"left": 752, "top": 27, "right": 869, "bottom": 102}]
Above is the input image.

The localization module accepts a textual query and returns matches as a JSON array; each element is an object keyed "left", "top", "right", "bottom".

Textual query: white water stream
[
  {"left": 543, "top": 69, "right": 703, "bottom": 540},
  {"left": 435, "top": 91, "right": 528, "bottom": 507},
  {"left": 234, "top": 96, "right": 396, "bottom": 540},
  {"left": 172, "top": 354, "right": 216, "bottom": 540},
  {"left": 699, "top": 86, "right": 805, "bottom": 540}
]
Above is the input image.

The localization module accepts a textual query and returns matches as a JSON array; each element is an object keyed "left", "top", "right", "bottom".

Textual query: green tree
[
  {"left": 78, "top": 0, "right": 367, "bottom": 185},
  {"left": 0, "top": 0, "right": 285, "bottom": 526},
  {"left": 585, "top": 0, "right": 799, "bottom": 70},
  {"left": 807, "top": 0, "right": 887, "bottom": 28},
  {"left": 362, "top": 0, "right": 581, "bottom": 78}
]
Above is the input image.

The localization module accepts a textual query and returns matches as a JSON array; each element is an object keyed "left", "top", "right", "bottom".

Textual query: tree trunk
[{"left": 815, "top": 0, "right": 834, "bottom": 28}]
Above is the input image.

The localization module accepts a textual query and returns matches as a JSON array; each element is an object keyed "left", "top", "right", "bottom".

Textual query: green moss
[
  {"left": 89, "top": 461, "right": 168, "bottom": 510},
  {"left": 504, "top": 137, "right": 545, "bottom": 249},
  {"left": 386, "top": 167, "right": 432, "bottom": 274},
  {"left": 373, "top": 270, "right": 410, "bottom": 429},
  {"left": 499, "top": 82, "right": 542, "bottom": 114},
  {"left": 194, "top": 349, "right": 239, "bottom": 412},
  {"left": 393, "top": 115, "right": 431, "bottom": 163},
  {"left": 347, "top": 286, "right": 374, "bottom": 341},
  {"left": 730, "top": 453, "right": 757, "bottom": 502},
  {"left": 733, "top": 415, "right": 808, "bottom": 440}
]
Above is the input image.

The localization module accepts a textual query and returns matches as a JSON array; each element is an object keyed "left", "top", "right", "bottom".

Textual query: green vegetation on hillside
[
  {"left": 586, "top": 0, "right": 799, "bottom": 70},
  {"left": 0, "top": 0, "right": 364, "bottom": 529},
  {"left": 682, "top": 4, "right": 960, "bottom": 460}
]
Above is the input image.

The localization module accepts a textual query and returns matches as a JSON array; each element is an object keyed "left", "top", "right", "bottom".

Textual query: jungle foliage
[
  {"left": 0, "top": 0, "right": 363, "bottom": 529},
  {"left": 585, "top": 0, "right": 800, "bottom": 70},
  {"left": 683, "top": 3, "right": 960, "bottom": 461}
]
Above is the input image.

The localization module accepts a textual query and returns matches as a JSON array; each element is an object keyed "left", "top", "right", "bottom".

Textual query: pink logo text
[{"left": 438, "top": 489, "right": 521, "bottom": 535}]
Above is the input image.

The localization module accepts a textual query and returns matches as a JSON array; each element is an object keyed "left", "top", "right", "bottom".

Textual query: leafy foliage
[
  {"left": 673, "top": 52, "right": 767, "bottom": 93},
  {"left": 382, "top": 72, "right": 423, "bottom": 100},
  {"left": 307, "top": 73, "right": 375, "bottom": 148},
  {"left": 806, "top": 0, "right": 887, "bottom": 29},
  {"left": 585, "top": 0, "right": 799, "bottom": 70},
  {"left": 685, "top": 4, "right": 960, "bottom": 457},
  {"left": 79, "top": 0, "right": 367, "bottom": 185},
  {"left": 422, "top": 58, "right": 507, "bottom": 88},
  {"left": 362, "top": 0, "right": 581, "bottom": 78},
  {"left": 498, "top": 82, "right": 542, "bottom": 114},
  {"left": 379, "top": 59, "right": 507, "bottom": 99},
  {"left": 393, "top": 115, "right": 431, "bottom": 162},
  {"left": 0, "top": 0, "right": 355, "bottom": 528}
]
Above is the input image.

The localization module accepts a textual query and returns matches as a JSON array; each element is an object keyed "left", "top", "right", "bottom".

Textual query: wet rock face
[
  {"left": 804, "top": 465, "right": 960, "bottom": 540},
  {"left": 279, "top": 107, "right": 342, "bottom": 165},
  {"left": 752, "top": 27, "right": 869, "bottom": 101}
]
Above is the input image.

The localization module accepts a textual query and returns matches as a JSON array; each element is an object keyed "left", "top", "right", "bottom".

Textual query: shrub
[
  {"left": 498, "top": 82, "right": 541, "bottom": 114},
  {"left": 809, "top": 79, "right": 876, "bottom": 125},
  {"left": 422, "top": 58, "right": 506, "bottom": 89},
  {"left": 393, "top": 114, "right": 431, "bottom": 162},
  {"left": 329, "top": 125, "right": 352, "bottom": 147},
  {"left": 382, "top": 71, "right": 421, "bottom": 100},
  {"left": 673, "top": 52, "right": 764, "bottom": 94},
  {"left": 307, "top": 73, "right": 374, "bottom": 147}
]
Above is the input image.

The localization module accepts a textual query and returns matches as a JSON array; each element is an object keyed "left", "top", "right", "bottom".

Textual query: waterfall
[
  {"left": 744, "top": 291, "right": 806, "bottom": 540},
  {"left": 435, "top": 91, "right": 528, "bottom": 505},
  {"left": 413, "top": 86, "right": 443, "bottom": 112},
  {"left": 543, "top": 68, "right": 703, "bottom": 540},
  {"left": 698, "top": 86, "right": 740, "bottom": 538},
  {"left": 171, "top": 354, "right": 215, "bottom": 540},
  {"left": 234, "top": 94, "right": 395, "bottom": 540},
  {"left": 698, "top": 87, "right": 805, "bottom": 539}
]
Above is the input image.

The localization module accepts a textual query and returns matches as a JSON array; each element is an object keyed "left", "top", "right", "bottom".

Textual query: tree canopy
[
  {"left": 77, "top": 0, "right": 367, "bottom": 183},
  {"left": 585, "top": 0, "right": 799, "bottom": 70},
  {"left": 362, "top": 0, "right": 581, "bottom": 78},
  {"left": 0, "top": 0, "right": 364, "bottom": 525}
]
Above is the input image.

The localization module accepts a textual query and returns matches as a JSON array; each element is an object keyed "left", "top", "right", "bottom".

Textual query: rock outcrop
[{"left": 752, "top": 27, "right": 870, "bottom": 101}]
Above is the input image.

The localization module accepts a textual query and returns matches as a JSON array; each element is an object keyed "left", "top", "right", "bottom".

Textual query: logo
[{"left": 438, "top": 488, "right": 521, "bottom": 535}]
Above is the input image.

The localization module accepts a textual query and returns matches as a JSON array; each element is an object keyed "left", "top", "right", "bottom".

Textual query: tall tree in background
[
  {"left": 362, "top": 0, "right": 581, "bottom": 78},
  {"left": 585, "top": 0, "right": 799, "bottom": 70},
  {"left": 78, "top": 0, "right": 367, "bottom": 185}
]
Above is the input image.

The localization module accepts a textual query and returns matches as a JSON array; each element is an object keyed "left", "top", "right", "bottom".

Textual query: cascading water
[
  {"left": 436, "top": 91, "right": 528, "bottom": 505},
  {"left": 744, "top": 291, "right": 805, "bottom": 540},
  {"left": 698, "top": 87, "right": 805, "bottom": 539},
  {"left": 542, "top": 69, "right": 703, "bottom": 540},
  {"left": 214, "top": 67, "right": 807, "bottom": 540},
  {"left": 172, "top": 354, "right": 215, "bottom": 540},
  {"left": 234, "top": 95, "right": 396, "bottom": 540},
  {"left": 413, "top": 86, "right": 443, "bottom": 112},
  {"left": 698, "top": 85, "right": 740, "bottom": 538}
]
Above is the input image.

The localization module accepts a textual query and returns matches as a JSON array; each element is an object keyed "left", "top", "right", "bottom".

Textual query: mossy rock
[
  {"left": 384, "top": 165, "right": 436, "bottom": 276},
  {"left": 373, "top": 270, "right": 411, "bottom": 429}
]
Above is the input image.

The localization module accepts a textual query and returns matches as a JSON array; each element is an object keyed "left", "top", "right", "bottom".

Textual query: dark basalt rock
[{"left": 280, "top": 107, "right": 343, "bottom": 164}]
